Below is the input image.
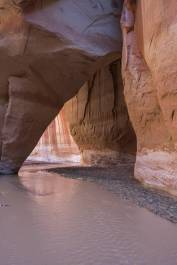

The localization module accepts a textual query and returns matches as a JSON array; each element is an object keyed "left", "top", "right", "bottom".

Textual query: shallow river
[{"left": 0, "top": 168, "right": 177, "bottom": 265}]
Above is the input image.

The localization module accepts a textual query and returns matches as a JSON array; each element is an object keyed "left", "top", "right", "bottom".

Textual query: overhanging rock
[{"left": 0, "top": 0, "right": 123, "bottom": 174}]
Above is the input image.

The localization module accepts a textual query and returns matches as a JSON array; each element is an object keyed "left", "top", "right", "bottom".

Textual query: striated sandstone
[
  {"left": 64, "top": 59, "right": 136, "bottom": 165},
  {"left": 29, "top": 108, "right": 80, "bottom": 163},
  {"left": 1, "top": 0, "right": 177, "bottom": 196},
  {"left": 0, "top": 0, "right": 123, "bottom": 173},
  {"left": 121, "top": 0, "right": 177, "bottom": 194}
]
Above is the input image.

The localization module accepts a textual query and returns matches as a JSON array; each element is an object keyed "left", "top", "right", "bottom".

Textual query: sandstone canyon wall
[
  {"left": 31, "top": 56, "right": 136, "bottom": 166},
  {"left": 64, "top": 59, "right": 136, "bottom": 165},
  {"left": 29, "top": 109, "right": 80, "bottom": 163},
  {"left": 1, "top": 0, "right": 177, "bottom": 196},
  {"left": 0, "top": 0, "right": 122, "bottom": 174},
  {"left": 121, "top": 0, "right": 177, "bottom": 194}
]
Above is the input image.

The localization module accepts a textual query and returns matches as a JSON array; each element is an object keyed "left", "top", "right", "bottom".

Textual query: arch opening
[{"left": 0, "top": 0, "right": 136, "bottom": 174}]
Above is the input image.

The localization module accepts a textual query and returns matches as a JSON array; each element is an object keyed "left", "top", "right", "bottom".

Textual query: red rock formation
[
  {"left": 1, "top": 0, "right": 177, "bottom": 196},
  {"left": 30, "top": 108, "right": 80, "bottom": 163},
  {"left": 64, "top": 60, "right": 136, "bottom": 165},
  {"left": 121, "top": 0, "right": 177, "bottom": 195},
  {"left": 0, "top": 0, "right": 122, "bottom": 174}
]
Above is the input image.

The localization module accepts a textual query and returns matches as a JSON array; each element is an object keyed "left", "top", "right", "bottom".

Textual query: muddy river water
[{"left": 0, "top": 167, "right": 177, "bottom": 265}]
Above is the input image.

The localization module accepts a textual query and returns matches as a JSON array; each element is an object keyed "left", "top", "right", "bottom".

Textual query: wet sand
[
  {"left": 48, "top": 164, "right": 177, "bottom": 223},
  {"left": 0, "top": 165, "right": 177, "bottom": 265}
]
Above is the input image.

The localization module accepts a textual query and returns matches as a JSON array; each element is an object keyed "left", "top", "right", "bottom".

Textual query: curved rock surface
[
  {"left": 29, "top": 108, "right": 80, "bottom": 163},
  {"left": 121, "top": 0, "right": 177, "bottom": 194},
  {"left": 64, "top": 59, "right": 136, "bottom": 165},
  {"left": 1, "top": 0, "right": 177, "bottom": 196},
  {"left": 0, "top": 0, "right": 123, "bottom": 173}
]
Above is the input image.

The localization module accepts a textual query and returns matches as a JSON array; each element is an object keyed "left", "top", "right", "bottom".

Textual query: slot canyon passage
[{"left": 1, "top": 0, "right": 177, "bottom": 265}]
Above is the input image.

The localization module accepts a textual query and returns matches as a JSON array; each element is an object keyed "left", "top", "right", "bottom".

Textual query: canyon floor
[
  {"left": 0, "top": 162, "right": 177, "bottom": 265},
  {"left": 47, "top": 163, "right": 177, "bottom": 224}
]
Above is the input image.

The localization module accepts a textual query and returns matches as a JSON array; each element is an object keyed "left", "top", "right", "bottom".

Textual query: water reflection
[
  {"left": 0, "top": 167, "right": 177, "bottom": 265},
  {"left": 19, "top": 170, "right": 80, "bottom": 197}
]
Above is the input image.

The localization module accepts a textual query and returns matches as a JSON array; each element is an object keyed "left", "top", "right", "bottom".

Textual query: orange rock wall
[
  {"left": 0, "top": 0, "right": 122, "bottom": 174},
  {"left": 29, "top": 109, "right": 80, "bottom": 163},
  {"left": 64, "top": 60, "right": 136, "bottom": 165},
  {"left": 122, "top": 0, "right": 177, "bottom": 194},
  {"left": 1, "top": 0, "right": 177, "bottom": 196}
]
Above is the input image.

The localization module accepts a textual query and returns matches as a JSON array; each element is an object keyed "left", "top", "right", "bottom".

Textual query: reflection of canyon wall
[
  {"left": 121, "top": 0, "right": 177, "bottom": 194},
  {"left": 65, "top": 60, "right": 136, "bottom": 165},
  {"left": 29, "top": 109, "right": 80, "bottom": 163}
]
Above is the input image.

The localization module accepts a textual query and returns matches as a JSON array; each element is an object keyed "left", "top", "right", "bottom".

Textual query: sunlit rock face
[
  {"left": 121, "top": 0, "right": 177, "bottom": 194},
  {"left": 29, "top": 109, "right": 80, "bottom": 163},
  {"left": 65, "top": 60, "right": 136, "bottom": 166},
  {"left": 0, "top": 0, "right": 123, "bottom": 174}
]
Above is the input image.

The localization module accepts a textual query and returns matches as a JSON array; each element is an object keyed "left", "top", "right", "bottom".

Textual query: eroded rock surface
[
  {"left": 29, "top": 108, "right": 80, "bottom": 162},
  {"left": 64, "top": 59, "right": 136, "bottom": 165},
  {"left": 121, "top": 0, "right": 177, "bottom": 194},
  {"left": 1, "top": 0, "right": 177, "bottom": 196},
  {"left": 0, "top": 0, "right": 123, "bottom": 173}
]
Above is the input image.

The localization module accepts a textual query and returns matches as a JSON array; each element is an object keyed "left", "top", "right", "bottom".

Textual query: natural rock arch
[{"left": 0, "top": 0, "right": 123, "bottom": 174}]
